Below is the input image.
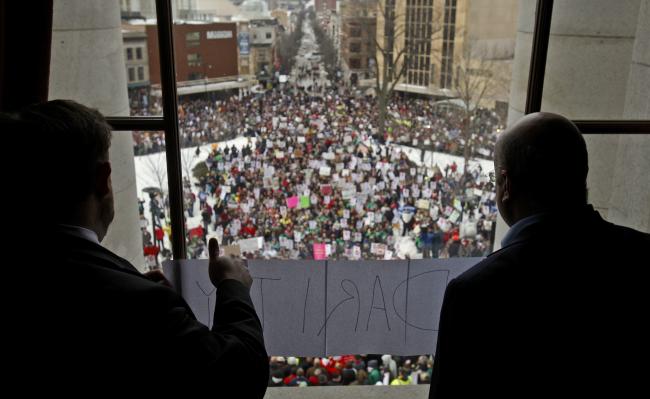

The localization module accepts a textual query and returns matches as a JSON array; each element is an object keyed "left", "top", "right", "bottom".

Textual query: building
[
  {"left": 376, "top": 0, "right": 465, "bottom": 97},
  {"left": 315, "top": 0, "right": 337, "bottom": 12},
  {"left": 376, "top": 0, "right": 517, "bottom": 109},
  {"left": 145, "top": 22, "right": 255, "bottom": 97},
  {"left": 248, "top": 18, "right": 280, "bottom": 82},
  {"left": 237, "top": 0, "right": 272, "bottom": 20},
  {"left": 173, "top": 0, "right": 199, "bottom": 20},
  {"left": 339, "top": 0, "right": 376, "bottom": 85},
  {"left": 122, "top": 24, "right": 151, "bottom": 93},
  {"left": 231, "top": 1, "right": 280, "bottom": 83},
  {"left": 271, "top": 8, "right": 293, "bottom": 33},
  {"left": 192, "top": 0, "right": 243, "bottom": 21},
  {"left": 147, "top": 22, "right": 238, "bottom": 83},
  {"left": 120, "top": 0, "right": 157, "bottom": 20},
  {"left": 120, "top": 0, "right": 201, "bottom": 20},
  {"left": 270, "top": 0, "right": 302, "bottom": 11}
]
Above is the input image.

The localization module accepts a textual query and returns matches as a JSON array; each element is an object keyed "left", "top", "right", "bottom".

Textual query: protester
[{"left": 264, "top": 355, "right": 433, "bottom": 387}]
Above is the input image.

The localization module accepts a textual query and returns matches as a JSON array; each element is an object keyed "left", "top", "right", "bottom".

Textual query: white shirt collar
[
  {"left": 58, "top": 224, "right": 101, "bottom": 245},
  {"left": 500, "top": 213, "right": 546, "bottom": 248}
]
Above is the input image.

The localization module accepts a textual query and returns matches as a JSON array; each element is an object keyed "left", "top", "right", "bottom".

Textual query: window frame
[
  {"left": 107, "top": 0, "right": 186, "bottom": 259},
  {"left": 104, "top": 0, "right": 650, "bottom": 260}
]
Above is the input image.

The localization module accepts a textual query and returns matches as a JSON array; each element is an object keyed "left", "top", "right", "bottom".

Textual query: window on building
[
  {"left": 137, "top": 66, "right": 144, "bottom": 81},
  {"left": 126, "top": 47, "right": 133, "bottom": 60},
  {"left": 186, "top": 31, "right": 200, "bottom": 47},
  {"left": 350, "top": 42, "right": 361, "bottom": 53},
  {"left": 349, "top": 58, "right": 361, "bottom": 69},
  {"left": 128, "top": 67, "right": 135, "bottom": 82},
  {"left": 266, "top": 32, "right": 272, "bottom": 39},
  {"left": 136, "top": 47, "right": 143, "bottom": 60},
  {"left": 187, "top": 53, "right": 202, "bottom": 67}
]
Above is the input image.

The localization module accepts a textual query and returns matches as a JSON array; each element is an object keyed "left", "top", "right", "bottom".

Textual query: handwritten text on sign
[{"left": 163, "top": 258, "right": 480, "bottom": 356}]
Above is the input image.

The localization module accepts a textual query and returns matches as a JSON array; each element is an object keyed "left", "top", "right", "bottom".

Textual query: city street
[{"left": 290, "top": 17, "right": 330, "bottom": 96}]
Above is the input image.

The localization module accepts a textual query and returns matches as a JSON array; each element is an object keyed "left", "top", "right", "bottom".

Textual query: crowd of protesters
[
  {"left": 268, "top": 354, "right": 432, "bottom": 387},
  {"left": 130, "top": 5, "right": 503, "bottom": 262},
  {"left": 133, "top": 84, "right": 498, "bottom": 262},
  {"left": 131, "top": 90, "right": 500, "bottom": 160}
]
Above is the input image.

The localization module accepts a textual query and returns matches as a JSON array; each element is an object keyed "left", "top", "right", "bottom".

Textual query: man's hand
[
  {"left": 143, "top": 269, "right": 173, "bottom": 288},
  {"left": 208, "top": 238, "right": 252, "bottom": 290}
]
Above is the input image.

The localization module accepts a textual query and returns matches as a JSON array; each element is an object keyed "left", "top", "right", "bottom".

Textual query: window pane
[
  {"left": 48, "top": 0, "right": 162, "bottom": 268},
  {"left": 49, "top": 0, "right": 162, "bottom": 116},
  {"left": 540, "top": 0, "right": 650, "bottom": 119},
  {"left": 132, "top": 132, "right": 173, "bottom": 269},
  {"left": 582, "top": 134, "right": 650, "bottom": 233},
  {"left": 186, "top": 31, "right": 200, "bottom": 41}
]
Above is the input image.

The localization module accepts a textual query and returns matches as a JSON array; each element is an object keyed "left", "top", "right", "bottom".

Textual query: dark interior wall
[{"left": 0, "top": 0, "right": 53, "bottom": 112}]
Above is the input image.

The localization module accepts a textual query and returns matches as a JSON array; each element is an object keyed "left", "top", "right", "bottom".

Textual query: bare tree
[
  {"left": 368, "top": 0, "right": 443, "bottom": 143},
  {"left": 452, "top": 43, "right": 510, "bottom": 174},
  {"left": 181, "top": 147, "right": 201, "bottom": 184},
  {"left": 142, "top": 152, "right": 168, "bottom": 194}
]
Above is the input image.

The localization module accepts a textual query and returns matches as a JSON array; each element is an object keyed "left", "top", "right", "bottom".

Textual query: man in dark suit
[
  {"left": 7, "top": 100, "right": 268, "bottom": 394},
  {"left": 429, "top": 112, "right": 649, "bottom": 397}
]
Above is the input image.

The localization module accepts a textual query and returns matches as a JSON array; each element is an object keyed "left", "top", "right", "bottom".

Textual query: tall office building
[{"left": 376, "top": 0, "right": 517, "bottom": 106}]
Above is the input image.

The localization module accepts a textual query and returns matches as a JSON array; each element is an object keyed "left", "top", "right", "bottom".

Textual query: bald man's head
[{"left": 494, "top": 112, "right": 588, "bottom": 224}]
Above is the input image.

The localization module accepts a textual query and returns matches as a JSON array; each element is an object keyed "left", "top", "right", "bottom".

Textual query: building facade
[
  {"left": 249, "top": 18, "right": 279, "bottom": 81},
  {"left": 315, "top": 0, "right": 337, "bottom": 12},
  {"left": 339, "top": 0, "right": 376, "bottom": 85},
  {"left": 146, "top": 22, "right": 239, "bottom": 84},
  {"left": 376, "top": 0, "right": 467, "bottom": 97},
  {"left": 123, "top": 24, "right": 150, "bottom": 90}
]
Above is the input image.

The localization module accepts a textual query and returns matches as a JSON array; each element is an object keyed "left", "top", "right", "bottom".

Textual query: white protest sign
[{"left": 238, "top": 236, "right": 264, "bottom": 253}]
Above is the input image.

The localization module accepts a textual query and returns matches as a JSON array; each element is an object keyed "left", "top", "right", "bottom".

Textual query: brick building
[{"left": 146, "top": 22, "right": 238, "bottom": 84}]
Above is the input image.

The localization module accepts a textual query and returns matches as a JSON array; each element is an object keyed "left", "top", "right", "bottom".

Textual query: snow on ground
[{"left": 395, "top": 144, "right": 494, "bottom": 173}]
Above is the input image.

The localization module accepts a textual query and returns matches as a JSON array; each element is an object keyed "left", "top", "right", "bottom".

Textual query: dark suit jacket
[
  {"left": 11, "top": 231, "right": 269, "bottom": 395},
  {"left": 430, "top": 205, "right": 649, "bottom": 398}
]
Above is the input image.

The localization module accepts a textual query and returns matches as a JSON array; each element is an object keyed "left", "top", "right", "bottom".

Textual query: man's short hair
[{"left": 9, "top": 100, "right": 112, "bottom": 219}]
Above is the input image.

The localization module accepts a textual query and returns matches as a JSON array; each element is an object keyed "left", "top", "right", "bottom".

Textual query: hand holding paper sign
[
  {"left": 208, "top": 238, "right": 252, "bottom": 290},
  {"left": 143, "top": 269, "right": 172, "bottom": 288}
]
